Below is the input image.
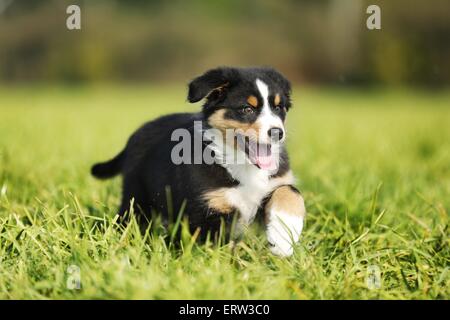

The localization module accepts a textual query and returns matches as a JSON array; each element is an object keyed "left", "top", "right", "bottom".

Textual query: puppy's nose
[{"left": 267, "top": 127, "right": 284, "bottom": 141}]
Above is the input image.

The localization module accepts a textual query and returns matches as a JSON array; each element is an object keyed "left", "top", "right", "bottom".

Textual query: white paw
[{"left": 266, "top": 211, "right": 303, "bottom": 257}]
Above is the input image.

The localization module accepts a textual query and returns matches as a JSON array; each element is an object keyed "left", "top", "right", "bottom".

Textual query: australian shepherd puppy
[{"left": 91, "top": 67, "right": 306, "bottom": 257}]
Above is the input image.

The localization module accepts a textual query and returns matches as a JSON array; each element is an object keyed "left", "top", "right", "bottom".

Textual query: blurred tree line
[{"left": 0, "top": 0, "right": 448, "bottom": 86}]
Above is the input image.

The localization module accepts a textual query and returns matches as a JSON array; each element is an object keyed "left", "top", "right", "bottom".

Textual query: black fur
[
  {"left": 92, "top": 66, "right": 293, "bottom": 240},
  {"left": 91, "top": 150, "right": 125, "bottom": 179}
]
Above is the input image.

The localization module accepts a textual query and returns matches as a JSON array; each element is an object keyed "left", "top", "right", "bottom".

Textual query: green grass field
[{"left": 0, "top": 85, "right": 449, "bottom": 299}]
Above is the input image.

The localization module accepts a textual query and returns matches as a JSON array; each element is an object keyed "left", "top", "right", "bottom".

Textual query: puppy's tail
[{"left": 91, "top": 150, "right": 125, "bottom": 179}]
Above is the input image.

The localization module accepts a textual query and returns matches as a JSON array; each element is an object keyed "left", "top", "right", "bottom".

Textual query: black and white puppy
[{"left": 91, "top": 66, "right": 305, "bottom": 256}]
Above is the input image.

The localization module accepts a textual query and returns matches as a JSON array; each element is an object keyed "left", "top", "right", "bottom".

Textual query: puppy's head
[{"left": 188, "top": 66, "right": 292, "bottom": 170}]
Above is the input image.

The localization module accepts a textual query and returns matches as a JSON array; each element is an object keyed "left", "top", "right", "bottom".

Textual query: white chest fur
[
  {"left": 204, "top": 128, "right": 295, "bottom": 227},
  {"left": 221, "top": 160, "right": 295, "bottom": 227},
  {"left": 224, "top": 162, "right": 271, "bottom": 225}
]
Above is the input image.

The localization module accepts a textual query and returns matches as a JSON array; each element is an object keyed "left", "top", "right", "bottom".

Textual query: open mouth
[{"left": 237, "top": 135, "right": 277, "bottom": 170}]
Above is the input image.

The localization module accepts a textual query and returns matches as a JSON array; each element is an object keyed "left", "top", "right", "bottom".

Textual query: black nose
[{"left": 268, "top": 127, "right": 284, "bottom": 141}]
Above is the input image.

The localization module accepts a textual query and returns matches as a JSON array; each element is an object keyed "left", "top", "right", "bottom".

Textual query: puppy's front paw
[{"left": 266, "top": 211, "right": 303, "bottom": 257}]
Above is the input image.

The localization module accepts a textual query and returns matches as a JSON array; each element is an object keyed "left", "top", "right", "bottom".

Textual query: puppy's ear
[{"left": 187, "top": 67, "right": 238, "bottom": 103}]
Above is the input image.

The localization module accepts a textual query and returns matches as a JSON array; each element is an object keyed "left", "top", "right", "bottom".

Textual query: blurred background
[{"left": 0, "top": 0, "right": 449, "bottom": 87}]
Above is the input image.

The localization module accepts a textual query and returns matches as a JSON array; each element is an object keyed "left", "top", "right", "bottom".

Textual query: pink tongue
[{"left": 256, "top": 154, "right": 276, "bottom": 170}]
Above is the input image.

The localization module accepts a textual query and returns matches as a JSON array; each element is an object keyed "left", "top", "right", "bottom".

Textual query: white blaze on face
[
  {"left": 246, "top": 79, "right": 285, "bottom": 171},
  {"left": 255, "top": 79, "right": 284, "bottom": 144}
]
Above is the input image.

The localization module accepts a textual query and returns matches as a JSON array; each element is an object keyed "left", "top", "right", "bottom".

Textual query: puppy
[{"left": 91, "top": 67, "right": 306, "bottom": 256}]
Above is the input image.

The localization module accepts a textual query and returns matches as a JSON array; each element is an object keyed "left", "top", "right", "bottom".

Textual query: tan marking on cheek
[
  {"left": 247, "top": 95, "right": 258, "bottom": 108},
  {"left": 208, "top": 109, "right": 261, "bottom": 140},
  {"left": 245, "top": 122, "right": 261, "bottom": 136},
  {"left": 202, "top": 188, "right": 234, "bottom": 214},
  {"left": 265, "top": 185, "right": 305, "bottom": 218}
]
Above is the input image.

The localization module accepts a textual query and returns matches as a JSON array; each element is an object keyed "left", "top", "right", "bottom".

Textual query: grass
[{"left": 0, "top": 85, "right": 449, "bottom": 299}]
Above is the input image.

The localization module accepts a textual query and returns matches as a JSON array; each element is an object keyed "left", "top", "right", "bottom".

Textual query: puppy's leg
[
  {"left": 265, "top": 185, "right": 305, "bottom": 257},
  {"left": 201, "top": 188, "right": 240, "bottom": 241}
]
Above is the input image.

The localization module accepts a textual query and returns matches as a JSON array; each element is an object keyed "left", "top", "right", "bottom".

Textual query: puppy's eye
[
  {"left": 274, "top": 105, "right": 284, "bottom": 112},
  {"left": 240, "top": 105, "right": 254, "bottom": 115}
]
